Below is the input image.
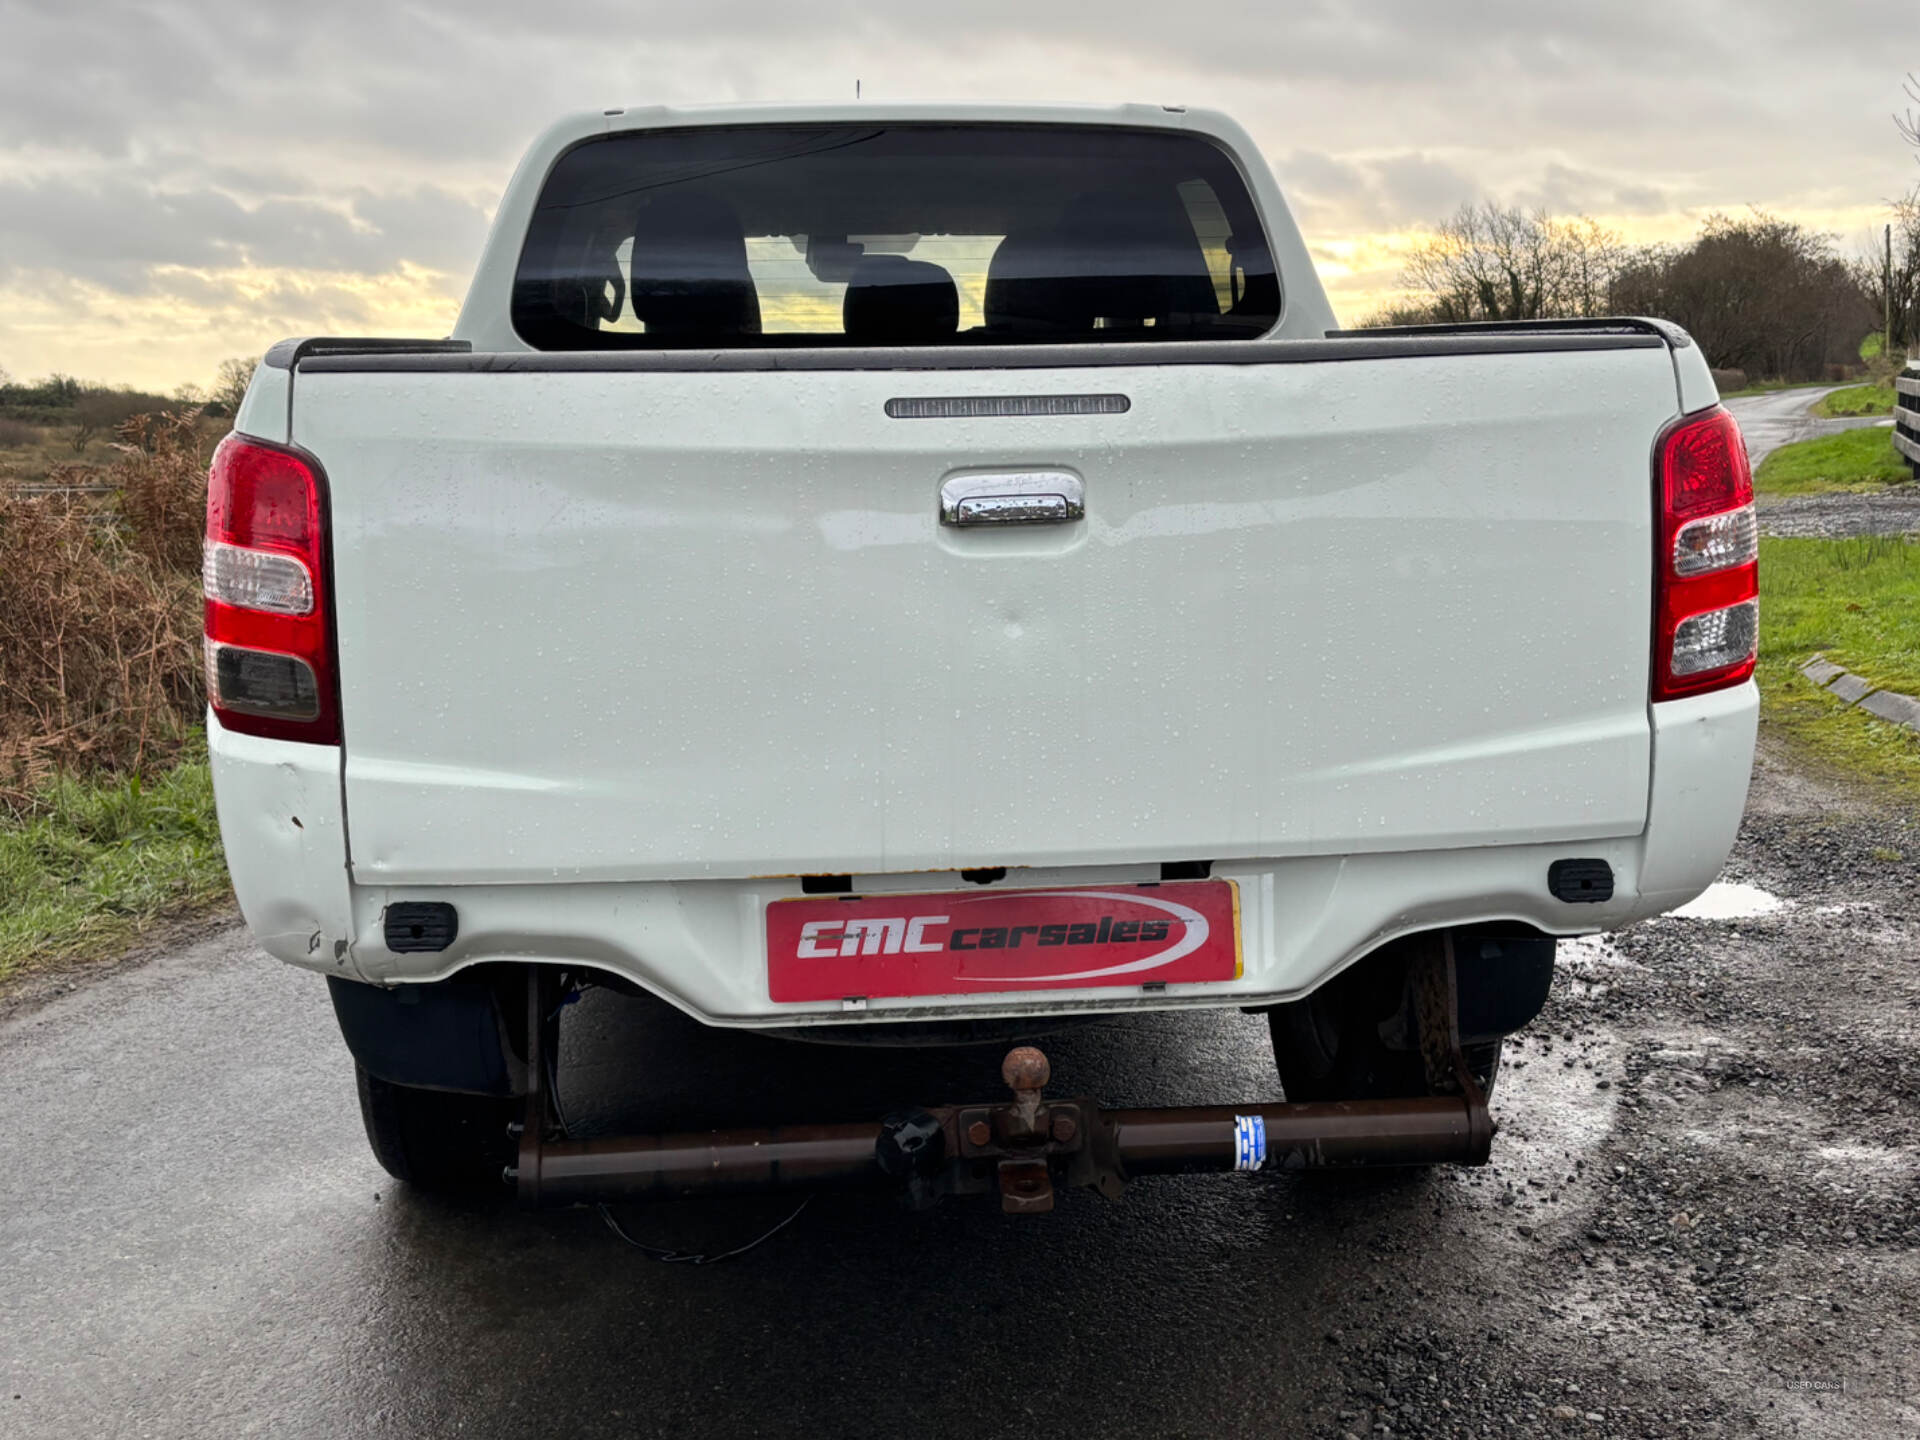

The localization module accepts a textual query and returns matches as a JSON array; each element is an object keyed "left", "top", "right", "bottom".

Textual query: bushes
[
  {"left": 0, "top": 375, "right": 176, "bottom": 424},
  {"left": 1612, "top": 214, "right": 1871, "bottom": 382},
  {"left": 1378, "top": 208, "right": 1874, "bottom": 382},
  {"left": 0, "top": 410, "right": 210, "bottom": 808},
  {"left": 115, "top": 411, "right": 212, "bottom": 573}
]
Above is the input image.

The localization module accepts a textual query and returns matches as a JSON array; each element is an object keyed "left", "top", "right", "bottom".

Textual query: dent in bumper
[
  {"left": 1630, "top": 681, "right": 1759, "bottom": 919},
  {"left": 208, "top": 711, "right": 360, "bottom": 976}
]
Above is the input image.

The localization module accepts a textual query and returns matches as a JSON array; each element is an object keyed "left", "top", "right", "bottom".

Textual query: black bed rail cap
[
  {"left": 1329, "top": 315, "right": 1691, "bottom": 349},
  {"left": 265, "top": 336, "right": 474, "bottom": 370},
  {"left": 294, "top": 329, "right": 1664, "bottom": 376}
]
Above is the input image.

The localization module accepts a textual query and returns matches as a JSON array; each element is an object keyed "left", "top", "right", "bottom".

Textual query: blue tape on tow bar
[{"left": 1233, "top": 1114, "right": 1266, "bottom": 1172}]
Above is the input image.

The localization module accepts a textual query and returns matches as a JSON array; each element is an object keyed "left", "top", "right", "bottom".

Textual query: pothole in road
[
  {"left": 1555, "top": 933, "right": 1643, "bottom": 1003},
  {"left": 1450, "top": 1006, "right": 1628, "bottom": 1232}
]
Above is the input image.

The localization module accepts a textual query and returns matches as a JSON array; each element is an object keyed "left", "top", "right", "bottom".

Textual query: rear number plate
[{"left": 767, "top": 880, "right": 1240, "bottom": 1003}]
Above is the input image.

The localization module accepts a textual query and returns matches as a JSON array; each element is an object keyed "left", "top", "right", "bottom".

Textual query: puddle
[{"left": 1669, "top": 882, "right": 1788, "bottom": 921}]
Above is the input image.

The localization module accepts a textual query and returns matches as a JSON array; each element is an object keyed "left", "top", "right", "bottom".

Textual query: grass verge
[
  {"left": 1720, "top": 380, "right": 1825, "bottom": 400},
  {"left": 1753, "top": 426, "right": 1911, "bottom": 497},
  {"left": 1758, "top": 535, "right": 1920, "bottom": 801},
  {"left": 0, "top": 732, "right": 230, "bottom": 989},
  {"left": 1813, "top": 383, "right": 1896, "bottom": 418}
]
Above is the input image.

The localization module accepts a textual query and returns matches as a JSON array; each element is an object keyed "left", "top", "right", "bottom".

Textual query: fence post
[{"left": 1896, "top": 355, "right": 1920, "bottom": 480}]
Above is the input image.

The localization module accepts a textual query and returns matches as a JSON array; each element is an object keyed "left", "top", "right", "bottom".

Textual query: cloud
[
  {"left": 0, "top": 174, "right": 487, "bottom": 288},
  {"left": 1277, "top": 149, "right": 1479, "bottom": 232},
  {"left": 0, "top": 0, "right": 1912, "bottom": 383},
  {"left": 1510, "top": 162, "right": 1673, "bottom": 219},
  {"left": 0, "top": 263, "right": 463, "bottom": 392}
]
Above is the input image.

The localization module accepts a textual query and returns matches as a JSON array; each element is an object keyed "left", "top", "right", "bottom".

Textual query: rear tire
[
  {"left": 354, "top": 1063, "right": 515, "bottom": 1197},
  {"left": 1267, "top": 942, "right": 1502, "bottom": 1102}
]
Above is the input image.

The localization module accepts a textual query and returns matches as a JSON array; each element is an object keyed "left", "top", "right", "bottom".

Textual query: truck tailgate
[{"left": 298, "top": 346, "right": 1673, "bottom": 884}]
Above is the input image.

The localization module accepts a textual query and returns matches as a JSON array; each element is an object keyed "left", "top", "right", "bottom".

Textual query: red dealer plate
[{"left": 766, "top": 880, "right": 1241, "bottom": 1003}]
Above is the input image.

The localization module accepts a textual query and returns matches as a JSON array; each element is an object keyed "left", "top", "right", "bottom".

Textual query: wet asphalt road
[
  {"left": 1724, "top": 386, "right": 1918, "bottom": 539},
  {"left": 5, "top": 772, "right": 1919, "bottom": 1436},
  {"left": 1, "top": 929, "right": 1410, "bottom": 1437},
  {"left": 1722, "top": 385, "right": 1883, "bottom": 466}
]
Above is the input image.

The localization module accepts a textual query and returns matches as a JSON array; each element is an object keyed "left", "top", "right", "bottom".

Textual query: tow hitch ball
[{"left": 512, "top": 1033, "right": 1495, "bottom": 1214}]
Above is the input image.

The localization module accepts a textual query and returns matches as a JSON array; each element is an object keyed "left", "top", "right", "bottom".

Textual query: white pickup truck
[{"left": 209, "top": 102, "right": 1758, "bottom": 1206}]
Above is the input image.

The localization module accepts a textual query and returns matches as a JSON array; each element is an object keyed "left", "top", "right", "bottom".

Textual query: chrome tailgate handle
[{"left": 939, "top": 471, "right": 1085, "bottom": 527}]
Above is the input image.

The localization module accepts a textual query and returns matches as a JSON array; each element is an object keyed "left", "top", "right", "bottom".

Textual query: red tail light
[
  {"left": 1652, "top": 406, "right": 1758, "bottom": 702},
  {"left": 203, "top": 434, "right": 339, "bottom": 743}
]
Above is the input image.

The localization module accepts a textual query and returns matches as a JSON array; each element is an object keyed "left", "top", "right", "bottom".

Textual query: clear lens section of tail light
[
  {"left": 204, "top": 638, "right": 321, "bottom": 720},
  {"left": 1672, "top": 503, "right": 1759, "bottom": 578},
  {"left": 202, "top": 540, "right": 314, "bottom": 614},
  {"left": 1671, "top": 599, "right": 1759, "bottom": 677}
]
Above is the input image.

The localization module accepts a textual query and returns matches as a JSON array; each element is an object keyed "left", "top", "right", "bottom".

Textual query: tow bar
[{"left": 510, "top": 944, "right": 1495, "bottom": 1213}]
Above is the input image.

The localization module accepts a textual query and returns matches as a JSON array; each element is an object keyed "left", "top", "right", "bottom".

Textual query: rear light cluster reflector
[
  {"left": 204, "top": 640, "right": 323, "bottom": 720},
  {"left": 1671, "top": 505, "right": 1758, "bottom": 578},
  {"left": 203, "top": 435, "right": 338, "bottom": 743},
  {"left": 1653, "top": 406, "right": 1758, "bottom": 701},
  {"left": 202, "top": 540, "right": 313, "bottom": 614}
]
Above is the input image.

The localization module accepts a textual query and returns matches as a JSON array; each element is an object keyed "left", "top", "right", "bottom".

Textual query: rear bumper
[{"left": 210, "top": 682, "right": 1756, "bottom": 1027}]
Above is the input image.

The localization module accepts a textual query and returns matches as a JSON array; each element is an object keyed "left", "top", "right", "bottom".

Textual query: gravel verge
[
  {"left": 1758, "top": 488, "right": 1920, "bottom": 538},
  {"left": 1314, "top": 738, "right": 1920, "bottom": 1438}
]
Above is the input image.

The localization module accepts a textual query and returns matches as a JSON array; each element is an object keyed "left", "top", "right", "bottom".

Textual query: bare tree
[
  {"left": 1549, "top": 216, "right": 1630, "bottom": 319},
  {"left": 1386, "top": 203, "right": 1626, "bottom": 324},
  {"left": 1900, "top": 72, "right": 1920, "bottom": 156},
  {"left": 210, "top": 357, "right": 258, "bottom": 416},
  {"left": 1851, "top": 188, "right": 1920, "bottom": 353}
]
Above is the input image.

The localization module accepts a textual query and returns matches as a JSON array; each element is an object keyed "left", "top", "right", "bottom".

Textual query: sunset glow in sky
[{"left": 1, "top": 0, "right": 1913, "bottom": 391}]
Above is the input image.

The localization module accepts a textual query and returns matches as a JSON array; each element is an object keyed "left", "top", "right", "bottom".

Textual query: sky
[{"left": 1, "top": 0, "right": 1915, "bottom": 392}]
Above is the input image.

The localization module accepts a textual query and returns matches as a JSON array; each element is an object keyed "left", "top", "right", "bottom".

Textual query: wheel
[
  {"left": 354, "top": 1063, "right": 516, "bottom": 1196},
  {"left": 1267, "top": 941, "right": 1502, "bottom": 1102}
]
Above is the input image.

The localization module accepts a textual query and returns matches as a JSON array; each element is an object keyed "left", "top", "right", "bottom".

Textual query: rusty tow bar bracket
[
  {"left": 512, "top": 948, "right": 1495, "bottom": 1213},
  {"left": 950, "top": 1046, "right": 1124, "bottom": 1214},
  {"left": 1412, "top": 931, "right": 1497, "bottom": 1154}
]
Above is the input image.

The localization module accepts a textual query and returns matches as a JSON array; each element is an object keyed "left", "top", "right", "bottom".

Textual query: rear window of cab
[{"left": 511, "top": 123, "right": 1281, "bottom": 349}]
